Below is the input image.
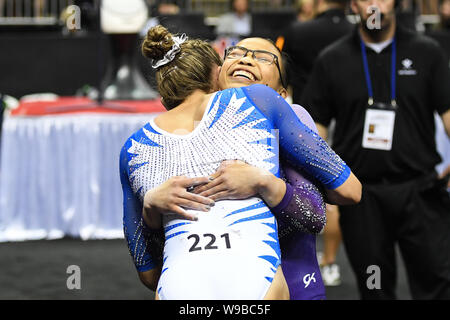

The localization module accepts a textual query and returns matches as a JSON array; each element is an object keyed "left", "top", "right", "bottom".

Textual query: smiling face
[{"left": 218, "top": 38, "right": 287, "bottom": 97}]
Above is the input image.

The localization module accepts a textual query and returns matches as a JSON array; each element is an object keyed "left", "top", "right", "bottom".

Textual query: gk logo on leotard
[{"left": 303, "top": 273, "right": 316, "bottom": 288}]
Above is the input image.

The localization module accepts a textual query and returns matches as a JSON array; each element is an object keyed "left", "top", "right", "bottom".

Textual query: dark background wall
[{"left": 0, "top": 32, "right": 157, "bottom": 99}]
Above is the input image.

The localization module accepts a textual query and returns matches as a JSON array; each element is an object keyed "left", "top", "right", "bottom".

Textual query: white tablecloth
[
  {"left": 0, "top": 112, "right": 448, "bottom": 242},
  {"left": 0, "top": 113, "right": 159, "bottom": 242}
]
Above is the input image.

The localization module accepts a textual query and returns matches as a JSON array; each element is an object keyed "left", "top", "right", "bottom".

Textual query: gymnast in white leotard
[
  {"left": 120, "top": 26, "right": 352, "bottom": 300},
  {"left": 125, "top": 89, "right": 285, "bottom": 299}
]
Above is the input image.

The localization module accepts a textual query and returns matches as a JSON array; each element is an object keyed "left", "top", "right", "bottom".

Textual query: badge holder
[{"left": 360, "top": 37, "right": 397, "bottom": 151}]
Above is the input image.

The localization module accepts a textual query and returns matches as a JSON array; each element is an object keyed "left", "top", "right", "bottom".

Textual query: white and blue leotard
[{"left": 120, "top": 84, "right": 350, "bottom": 299}]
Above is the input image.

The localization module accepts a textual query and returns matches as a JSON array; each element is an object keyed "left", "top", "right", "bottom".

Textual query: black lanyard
[{"left": 360, "top": 36, "right": 397, "bottom": 108}]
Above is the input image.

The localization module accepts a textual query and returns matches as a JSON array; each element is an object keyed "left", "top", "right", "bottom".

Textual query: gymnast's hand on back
[
  {"left": 193, "top": 160, "right": 286, "bottom": 208},
  {"left": 142, "top": 176, "right": 215, "bottom": 229}
]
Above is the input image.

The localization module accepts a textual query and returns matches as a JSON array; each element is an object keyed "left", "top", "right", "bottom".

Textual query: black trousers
[{"left": 339, "top": 173, "right": 450, "bottom": 300}]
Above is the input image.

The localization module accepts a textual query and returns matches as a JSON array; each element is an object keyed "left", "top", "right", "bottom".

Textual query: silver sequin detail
[
  {"left": 128, "top": 93, "right": 277, "bottom": 201},
  {"left": 280, "top": 181, "right": 326, "bottom": 235}
]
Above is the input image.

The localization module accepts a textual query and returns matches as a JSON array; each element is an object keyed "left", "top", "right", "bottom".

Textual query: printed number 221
[{"left": 188, "top": 233, "right": 231, "bottom": 252}]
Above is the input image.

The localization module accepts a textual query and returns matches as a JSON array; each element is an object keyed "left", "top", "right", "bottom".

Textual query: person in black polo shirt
[{"left": 302, "top": 0, "right": 450, "bottom": 299}]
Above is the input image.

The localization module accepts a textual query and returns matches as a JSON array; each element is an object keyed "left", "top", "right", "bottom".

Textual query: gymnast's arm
[
  {"left": 241, "top": 84, "right": 361, "bottom": 204},
  {"left": 194, "top": 104, "right": 326, "bottom": 234},
  {"left": 271, "top": 104, "right": 325, "bottom": 235},
  {"left": 271, "top": 104, "right": 326, "bottom": 235},
  {"left": 274, "top": 163, "right": 326, "bottom": 238},
  {"left": 120, "top": 145, "right": 162, "bottom": 291}
]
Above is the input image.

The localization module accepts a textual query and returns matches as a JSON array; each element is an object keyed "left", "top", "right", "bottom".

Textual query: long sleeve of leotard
[
  {"left": 241, "top": 84, "right": 351, "bottom": 190},
  {"left": 120, "top": 145, "right": 163, "bottom": 272},
  {"left": 271, "top": 104, "right": 326, "bottom": 236}
]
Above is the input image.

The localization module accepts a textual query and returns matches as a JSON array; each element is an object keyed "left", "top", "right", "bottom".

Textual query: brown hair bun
[
  {"left": 141, "top": 25, "right": 223, "bottom": 110},
  {"left": 141, "top": 25, "right": 175, "bottom": 61}
]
